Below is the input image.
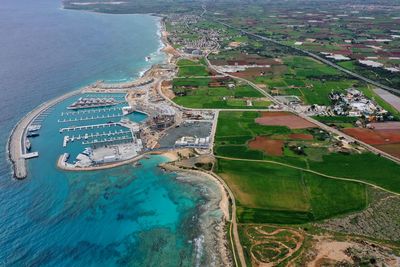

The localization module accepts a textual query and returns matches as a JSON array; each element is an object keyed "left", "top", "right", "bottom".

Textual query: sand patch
[{"left": 308, "top": 240, "right": 352, "bottom": 266}]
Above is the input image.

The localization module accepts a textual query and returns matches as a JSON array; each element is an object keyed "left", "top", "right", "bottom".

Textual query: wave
[{"left": 193, "top": 234, "right": 205, "bottom": 267}]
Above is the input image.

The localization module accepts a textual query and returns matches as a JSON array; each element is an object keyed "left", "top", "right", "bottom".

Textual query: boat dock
[
  {"left": 8, "top": 89, "right": 82, "bottom": 179},
  {"left": 62, "top": 130, "right": 131, "bottom": 147},
  {"left": 21, "top": 152, "right": 39, "bottom": 159},
  {"left": 61, "top": 107, "right": 122, "bottom": 116},
  {"left": 59, "top": 122, "right": 119, "bottom": 133},
  {"left": 57, "top": 113, "right": 123, "bottom": 123},
  {"left": 82, "top": 136, "right": 133, "bottom": 145}
]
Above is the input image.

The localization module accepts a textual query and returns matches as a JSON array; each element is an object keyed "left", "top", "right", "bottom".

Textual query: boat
[
  {"left": 27, "top": 132, "right": 39, "bottom": 137},
  {"left": 28, "top": 125, "right": 41, "bottom": 132},
  {"left": 25, "top": 139, "right": 31, "bottom": 151},
  {"left": 145, "top": 56, "right": 151, "bottom": 62}
]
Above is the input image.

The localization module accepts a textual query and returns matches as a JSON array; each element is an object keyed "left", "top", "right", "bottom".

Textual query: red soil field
[
  {"left": 343, "top": 128, "right": 400, "bottom": 145},
  {"left": 289, "top": 133, "right": 314, "bottom": 140},
  {"left": 231, "top": 67, "right": 272, "bottom": 79},
  {"left": 370, "top": 122, "right": 400, "bottom": 130},
  {"left": 256, "top": 112, "right": 316, "bottom": 129},
  {"left": 248, "top": 136, "right": 284, "bottom": 156},
  {"left": 373, "top": 143, "right": 400, "bottom": 159}
]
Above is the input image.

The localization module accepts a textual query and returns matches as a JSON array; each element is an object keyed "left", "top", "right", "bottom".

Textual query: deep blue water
[{"left": 0, "top": 1, "right": 216, "bottom": 266}]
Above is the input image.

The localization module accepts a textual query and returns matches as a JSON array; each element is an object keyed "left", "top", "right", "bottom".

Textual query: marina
[
  {"left": 57, "top": 113, "right": 123, "bottom": 123},
  {"left": 7, "top": 89, "right": 147, "bottom": 178},
  {"left": 61, "top": 106, "right": 122, "bottom": 116},
  {"left": 67, "top": 97, "right": 119, "bottom": 110},
  {"left": 59, "top": 122, "right": 120, "bottom": 132}
]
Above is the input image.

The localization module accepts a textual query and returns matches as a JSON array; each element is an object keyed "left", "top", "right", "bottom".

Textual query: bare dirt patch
[
  {"left": 343, "top": 128, "right": 400, "bottom": 145},
  {"left": 374, "top": 143, "right": 400, "bottom": 158},
  {"left": 256, "top": 113, "right": 316, "bottom": 129},
  {"left": 303, "top": 236, "right": 399, "bottom": 267},
  {"left": 289, "top": 133, "right": 314, "bottom": 140},
  {"left": 240, "top": 225, "right": 304, "bottom": 267},
  {"left": 370, "top": 121, "right": 400, "bottom": 130},
  {"left": 248, "top": 136, "right": 284, "bottom": 156},
  {"left": 231, "top": 67, "right": 272, "bottom": 79}
]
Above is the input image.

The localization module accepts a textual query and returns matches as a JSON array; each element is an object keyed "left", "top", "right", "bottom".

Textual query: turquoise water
[
  {"left": 31, "top": 92, "right": 147, "bottom": 160},
  {"left": 0, "top": 0, "right": 222, "bottom": 266}
]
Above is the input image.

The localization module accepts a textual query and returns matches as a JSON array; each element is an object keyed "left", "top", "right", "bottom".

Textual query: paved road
[
  {"left": 203, "top": 41, "right": 400, "bottom": 165},
  {"left": 216, "top": 21, "right": 400, "bottom": 95}
]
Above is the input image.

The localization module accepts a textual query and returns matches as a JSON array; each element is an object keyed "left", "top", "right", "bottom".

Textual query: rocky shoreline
[{"left": 173, "top": 171, "right": 233, "bottom": 267}]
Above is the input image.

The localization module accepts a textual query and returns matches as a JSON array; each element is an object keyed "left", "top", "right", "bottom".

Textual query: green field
[
  {"left": 312, "top": 116, "right": 358, "bottom": 128},
  {"left": 172, "top": 78, "right": 271, "bottom": 109},
  {"left": 177, "top": 59, "right": 210, "bottom": 77},
  {"left": 216, "top": 159, "right": 367, "bottom": 224},
  {"left": 214, "top": 111, "right": 400, "bottom": 225},
  {"left": 251, "top": 56, "right": 360, "bottom": 105},
  {"left": 215, "top": 111, "right": 325, "bottom": 167}
]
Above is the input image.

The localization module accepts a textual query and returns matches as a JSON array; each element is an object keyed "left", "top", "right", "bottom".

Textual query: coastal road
[{"left": 215, "top": 21, "right": 400, "bottom": 95}]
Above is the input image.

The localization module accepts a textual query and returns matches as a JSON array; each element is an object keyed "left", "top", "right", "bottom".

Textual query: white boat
[
  {"left": 145, "top": 56, "right": 151, "bottom": 62},
  {"left": 25, "top": 139, "right": 31, "bottom": 151}
]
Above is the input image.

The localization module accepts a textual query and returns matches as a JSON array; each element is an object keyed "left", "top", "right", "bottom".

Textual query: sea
[{"left": 0, "top": 0, "right": 223, "bottom": 266}]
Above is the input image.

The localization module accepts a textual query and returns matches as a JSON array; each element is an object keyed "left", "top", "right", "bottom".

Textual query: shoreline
[
  {"left": 161, "top": 163, "right": 233, "bottom": 266},
  {"left": 7, "top": 15, "right": 169, "bottom": 179},
  {"left": 6, "top": 10, "right": 236, "bottom": 266}
]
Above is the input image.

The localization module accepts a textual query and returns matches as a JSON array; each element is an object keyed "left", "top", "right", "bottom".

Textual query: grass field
[
  {"left": 216, "top": 159, "right": 367, "bottom": 224},
  {"left": 309, "top": 153, "right": 400, "bottom": 193},
  {"left": 215, "top": 111, "right": 324, "bottom": 167},
  {"left": 251, "top": 56, "right": 360, "bottom": 105},
  {"left": 177, "top": 59, "right": 210, "bottom": 77},
  {"left": 172, "top": 78, "right": 271, "bottom": 109},
  {"left": 312, "top": 116, "right": 358, "bottom": 128},
  {"left": 214, "top": 111, "right": 400, "bottom": 225}
]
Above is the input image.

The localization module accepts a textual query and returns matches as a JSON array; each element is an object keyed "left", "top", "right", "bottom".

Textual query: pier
[
  {"left": 57, "top": 113, "right": 123, "bottom": 123},
  {"left": 61, "top": 107, "right": 122, "bottom": 116},
  {"left": 62, "top": 130, "right": 131, "bottom": 147},
  {"left": 82, "top": 136, "right": 132, "bottom": 145},
  {"left": 59, "top": 122, "right": 119, "bottom": 133},
  {"left": 8, "top": 89, "right": 82, "bottom": 179}
]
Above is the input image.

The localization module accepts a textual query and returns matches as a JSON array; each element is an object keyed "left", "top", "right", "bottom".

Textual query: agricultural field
[
  {"left": 214, "top": 1, "right": 400, "bottom": 89},
  {"left": 171, "top": 77, "right": 271, "bottom": 109},
  {"left": 176, "top": 58, "right": 211, "bottom": 77},
  {"left": 216, "top": 159, "right": 367, "bottom": 224},
  {"left": 215, "top": 111, "right": 336, "bottom": 168},
  {"left": 215, "top": 111, "right": 400, "bottom": 219},
  {"left": 253, "top": 56, "right": 360, "bottom": 105},
  {"left": 312, "top": 115, "right": 358, "bottom": 129}
]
